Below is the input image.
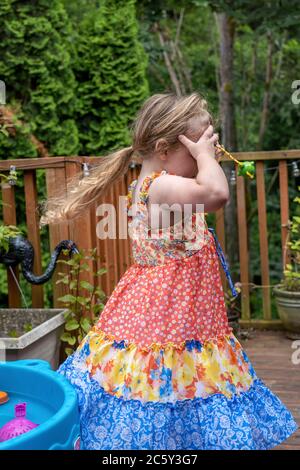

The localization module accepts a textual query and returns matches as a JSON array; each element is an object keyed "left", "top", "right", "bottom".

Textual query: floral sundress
[{"left": 57, "top": 169, "right": 298, "bottom": 450}]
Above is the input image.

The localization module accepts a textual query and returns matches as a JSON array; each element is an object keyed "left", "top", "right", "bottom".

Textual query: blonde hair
[{"left": 40, "top": 92, "right": 214, "bottom": 225}]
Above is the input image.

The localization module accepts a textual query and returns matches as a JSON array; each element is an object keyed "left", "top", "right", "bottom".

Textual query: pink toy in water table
[{"left": 0, "top": 403, "right": 39, "bottom": 442}]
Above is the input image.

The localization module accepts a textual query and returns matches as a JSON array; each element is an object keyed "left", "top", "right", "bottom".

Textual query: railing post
[
  {"left": 279, "top": 159, "right": 291, "bottom": 269},
  {"left": 256, "top": 161, "right": 271, "bottom": 321},
  {"left": 45, "top": 164, "right": 70, "bottom": 308},
  {"left": 1, "top": 177, "right": 21, "bottom": 307},
  {"left": 236, "top": 163, "right": 251, "bottom": 321},
  {"left": 24, "top": 170, "right": 44, "bottom": 307}
]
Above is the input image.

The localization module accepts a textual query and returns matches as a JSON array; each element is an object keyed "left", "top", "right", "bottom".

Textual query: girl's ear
[{"left": 155, "top": 138, "right": 169, "bottom": 155}]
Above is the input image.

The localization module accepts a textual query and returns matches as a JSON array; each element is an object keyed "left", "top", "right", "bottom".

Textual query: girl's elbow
[{"left": 214, "top": 188, "right": 230, "bottom": 206}]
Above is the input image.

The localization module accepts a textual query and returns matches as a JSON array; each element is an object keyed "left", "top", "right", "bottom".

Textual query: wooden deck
[{"left": 240, "top": 329, "right": 300, "bottom": 450}]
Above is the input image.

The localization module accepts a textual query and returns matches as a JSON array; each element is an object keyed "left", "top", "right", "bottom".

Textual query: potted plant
[
  {"left": 0, "top": 242, "right": 105, "bottom": 369},
  {"left": 273, "top": 186, "right": 300, "bottom": 339},
  {"left": 0, "top": 221, "right": 66, "bottom": 368},
  {"left": 55, "top": 247, "right": 107, "bottom": 358},
  {"left": 0, "top": 307, "right": 68, "bottom": 368}
]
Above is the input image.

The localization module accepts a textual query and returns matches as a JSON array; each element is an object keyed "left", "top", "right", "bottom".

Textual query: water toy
[
  {"left": 0, "top": 392, "right": 8, "bottom": 405},
  {"left": 0, "top": 403, "right": 38, "bottom": 442}
]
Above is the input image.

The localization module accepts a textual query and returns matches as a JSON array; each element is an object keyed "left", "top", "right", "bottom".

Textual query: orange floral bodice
[{"left": 126, "top": 170, "right": 213, "bottom": 266}]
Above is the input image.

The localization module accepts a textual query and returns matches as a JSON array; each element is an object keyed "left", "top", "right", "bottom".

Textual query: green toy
[{"left": 216, "top": 144, "right": 255, "bottom": 179}]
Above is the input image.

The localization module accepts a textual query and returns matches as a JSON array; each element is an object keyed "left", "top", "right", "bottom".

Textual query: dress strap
[
  {"left": 126, "top": 170, "right": 169, "bottom": 214},
  {"left": 207, "top": 227, "right": 239, "bottom": 298},
  {"left": 126, "top": 179, "right": 138, "bottom": 214},
  {"left": 139, "top": 170, "right": 169, "bottom": 206}
]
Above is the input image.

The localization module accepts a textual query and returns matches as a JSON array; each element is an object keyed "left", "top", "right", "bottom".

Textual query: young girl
[{"left": 41, "top": 92, "right": 298, "bottom": 450}]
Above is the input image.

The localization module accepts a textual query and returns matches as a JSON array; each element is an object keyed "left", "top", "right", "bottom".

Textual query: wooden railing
[{"left": 0, "top": 149, "right": 298, "bottom": 327}]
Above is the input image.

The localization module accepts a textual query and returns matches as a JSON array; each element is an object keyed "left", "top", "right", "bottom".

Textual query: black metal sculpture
[{"left": 0, "top": 236, "right": 79, "bottom": 285}]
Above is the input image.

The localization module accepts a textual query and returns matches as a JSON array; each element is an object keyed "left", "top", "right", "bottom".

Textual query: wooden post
[
  {"left": 279, "top": 160, "right": 291, "bottom": 269},
  {"left": 236, "top": 163, "right": 251, "bottom": 320},
  {"left": 256, "top": 161, "right": 271, "bottom": 321},
  {"left": 24, "top": 170, "right": 44, "bottom": 307},
  {"left": 46, "top": 166, "right": 70, "bottom": 308},
  {"left": 1, "top": 178, "right": 20, "bottom": 307}
]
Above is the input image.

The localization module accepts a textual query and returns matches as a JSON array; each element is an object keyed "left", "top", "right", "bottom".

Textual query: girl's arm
[{"left": 149, "top": 125, "right": 230, "bottom": 213}]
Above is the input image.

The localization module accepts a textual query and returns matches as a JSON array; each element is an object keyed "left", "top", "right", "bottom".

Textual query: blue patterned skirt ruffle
[{"left": 57, "top": 354, "right": 298, "bottom": 450}]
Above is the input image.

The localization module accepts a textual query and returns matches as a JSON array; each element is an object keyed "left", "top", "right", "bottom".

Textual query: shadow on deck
[{"left": 240, "top": 329, "right": 300, "bottom": 450}]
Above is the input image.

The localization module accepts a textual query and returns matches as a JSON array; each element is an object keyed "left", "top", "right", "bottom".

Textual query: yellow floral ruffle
[{"left": 76, "top": 328, "right": 256, "bottom": 403}]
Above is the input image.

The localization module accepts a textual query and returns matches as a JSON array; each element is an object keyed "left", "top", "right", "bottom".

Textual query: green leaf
[
  {"left": 65, "top": 319, "right": 80, "bottom": 331},
  {"left": 79, "top": 280, "right": 94, "bottom": 292},
  {"left": 57, "top": 294, "right": 77, "bottom": 303},
  {"left": 69, "top": 280, "right": 77, "bottom": 290},
  {"left": 95, "top": 268, "right": 107, "bottom": 276},
  {"left": 80, "top": 317, "right": 91, "bottom": 333},
  {"left": 57, "top": 272, "right": 68, "bottom": 277},
  {"left": 76, "top": 296, "right": 89, "bottom": 306},
  {"left": 56, "top": 278, "right": 69, "bottom": 285},
  {"left": 56, "top": 259, "right": 75, "bottom": 266},
  {"left": 95, "top": 288, "right": 106, "bottom": 299},
  {"left": 60, "top": 332, "right": 76, "bottom": 345},
  {"left": 81, "top": 262, "right": 91, "bottom": 270},
  {"left": 24, "top": 322, "right": 33, "bottom": 333}
]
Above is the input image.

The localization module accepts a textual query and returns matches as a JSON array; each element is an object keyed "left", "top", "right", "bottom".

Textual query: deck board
[{"left": 240, "top": 329, "right": 300, "bottom": 450}]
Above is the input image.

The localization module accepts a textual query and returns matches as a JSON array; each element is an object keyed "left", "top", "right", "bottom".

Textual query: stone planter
[
  {"left": 273, "top": 287, "right": 300, "bottom": 339},
  {"left": 0, "top": 309, "right": 66, "bottom": 369}
]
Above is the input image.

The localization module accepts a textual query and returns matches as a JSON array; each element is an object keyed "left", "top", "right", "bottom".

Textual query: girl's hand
[{"left": 178, "top": 124, "right": 219, "bottom": 160}]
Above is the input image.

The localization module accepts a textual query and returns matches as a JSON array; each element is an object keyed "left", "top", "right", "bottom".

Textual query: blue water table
[{"left": 0, "top": 360, "right": 80, "bottom": 450}]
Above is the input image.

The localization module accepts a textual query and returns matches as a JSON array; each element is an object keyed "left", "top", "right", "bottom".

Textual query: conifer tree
[
  {"left": 74, "top": 0, "right": 149, "bottom": 154},
  {"left": 0, "top": 0, "right": 79, "bottom": 156}
]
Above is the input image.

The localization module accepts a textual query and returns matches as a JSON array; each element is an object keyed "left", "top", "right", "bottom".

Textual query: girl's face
[{"left": 161, "top": 116, "right": 211, "bottom": 178}]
